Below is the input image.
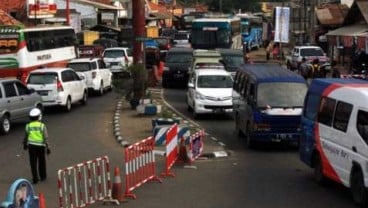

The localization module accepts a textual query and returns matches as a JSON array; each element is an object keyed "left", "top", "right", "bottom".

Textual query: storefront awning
[
  {"left": 325, "top": 24, "right": 368, "bottom": 36},
  {"left": 149, "top": 12, "right": 173, "bottom": 20}
]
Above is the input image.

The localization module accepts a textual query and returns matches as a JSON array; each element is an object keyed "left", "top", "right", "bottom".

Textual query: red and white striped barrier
[
  {"left": 124, "top": 136, "right": 162, "bottom": 199},
  {"left": 57, "top": 156, "right": 118, "bottom": 208},
  {"left": 161, "top": 123, "right": 179, "bottom": 177}
]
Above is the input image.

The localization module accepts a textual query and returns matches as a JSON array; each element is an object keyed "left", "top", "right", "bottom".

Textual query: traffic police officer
[{"left": 23, "top": 108, "right": 50, "bottom": 184}]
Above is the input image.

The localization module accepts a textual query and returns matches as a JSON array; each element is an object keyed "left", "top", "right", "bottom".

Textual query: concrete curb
[
  {"left": 113, "top": 88, "right": 229, "bottom": 158},
  {"left": 113, "top": 98, "right": 130, "bottom": 147}
]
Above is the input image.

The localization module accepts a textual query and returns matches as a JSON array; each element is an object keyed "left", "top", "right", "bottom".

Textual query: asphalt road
[{"left": 0, "top": 77, "right": 359, "bottom": 208}]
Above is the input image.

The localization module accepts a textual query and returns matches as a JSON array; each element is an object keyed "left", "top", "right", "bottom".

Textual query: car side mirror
[{"left": 29, "top": 88, "right": 35, "bottom": 94}]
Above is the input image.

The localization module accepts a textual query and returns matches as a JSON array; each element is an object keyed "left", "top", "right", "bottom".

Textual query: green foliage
[{"left": 125, "top": 63, "right": 148, "bottom": 101}]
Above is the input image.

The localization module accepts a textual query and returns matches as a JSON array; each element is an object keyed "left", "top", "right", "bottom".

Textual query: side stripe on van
[{"left": 315, "top": 84, "right": 343, "bottom": 184}]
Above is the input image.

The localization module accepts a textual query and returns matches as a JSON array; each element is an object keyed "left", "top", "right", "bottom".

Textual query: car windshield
[
  {"left": 197, "top": 75, "right": 233, "bottom": 88},
  {"left": 222, "top": 54, "right": 244, "bottom": 68},
  {"left": 195, "top": 63, "right": 224, "bottom": 70},
  {"left": 166, "top": 53, "right": 193, "bottom": 63},
  {"left": 256, "top": 82, "right": 307, "bottom": 108},
  {"left": 104, "top": 49, "right": 132, "bottom": 58},
  {"left": 67, "top": 63, "right": 91, "bottom": 72},
  {"left": 174, "top": 33, "right": 189, "bottom": 40},
  {"left": 300, "top": 48, "right": 324, "bottom": 56},
  {"left": 28, "top": 73, "right": 58, "bottom": 84}
]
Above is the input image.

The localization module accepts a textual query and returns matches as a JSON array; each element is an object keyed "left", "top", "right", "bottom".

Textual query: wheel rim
[
  {"left": 3, "top": 117, "right": 10, "bottom": 132},
  {"left": 100, "top": 83, "right": 104, "bottom": 94},
  {"left": 67, "top": 99, "right": 71, "bottom": 111},
  {"left": 83, "top": 93, "right": 87, "bottom": 103}
]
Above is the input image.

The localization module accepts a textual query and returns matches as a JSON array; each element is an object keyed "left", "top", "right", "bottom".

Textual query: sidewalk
[{"left": 112, "top": 87, "right": 230, "bottom": 159}]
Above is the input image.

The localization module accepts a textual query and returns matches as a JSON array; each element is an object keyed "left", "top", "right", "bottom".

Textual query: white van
[{"left": 300, "top": 78, "right": 368, "bottom": 206}]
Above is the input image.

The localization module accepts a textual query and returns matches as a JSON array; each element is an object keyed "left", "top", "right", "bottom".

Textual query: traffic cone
[
  {"left": 39, "top": 192, "right": 46, "bottom": 208},
  {"left": 112, "top": 166, "right": 125, "bottom": 202}
]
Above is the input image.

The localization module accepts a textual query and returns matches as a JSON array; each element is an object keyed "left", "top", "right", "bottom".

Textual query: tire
[
  {"left": 81, "top": 91, "right": 88, "bottom": 105},
  {"left": 313, "top": 154, "right": 327, "bottom": 185},
  {"left": 235, "top": 114, "right": 243, "bottom": 137},
  {"left": 192, "top": 102, "right": 198, "bottom": 119},
  {"left": 64, "top": 97, "right": 72, "bottom": 112},
  {"left": 0, "top": 114, "right": 10, "bottom": 135},
  {"left": 286, "top": 61, "right": 292, "bottom": 70},
  {"left": 186, "top": 97, "right": 192, "bottom": 112},
  {"left": 245, "top": 123, "right": 253, "bottom": 148},
  {"left": 162, "top": 79, "right": 169, "bottom": 88},
  {"left": 351, "top": 169, "right": 368, "bottom": 207}
]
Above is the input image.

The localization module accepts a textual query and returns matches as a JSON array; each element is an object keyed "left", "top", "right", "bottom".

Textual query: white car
[
  {"left": 26, "top": 67, "right": 88, "bottom": 112},
  {"left": 186, "top": 69, "right": 233, "bottom": 119},
  {"left": 67, "top": 58, "right": 112, "bottom": 95},
  {"left": 102, "top": 47, "right": 133, "bottom": 70}
]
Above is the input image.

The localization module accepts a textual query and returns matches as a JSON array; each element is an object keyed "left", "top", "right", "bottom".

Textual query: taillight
[
  {"left": 57, "top": 79, "right": 64, "bottom": 92},
  {"left": 92, "top": 71, "right": 97, "bottom": 79}
]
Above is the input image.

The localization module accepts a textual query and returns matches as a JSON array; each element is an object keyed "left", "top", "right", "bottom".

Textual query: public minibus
[
  {"left": 232, "top": 63, "right": 308, "bottom": 147},
  {"left": 299, "top": 78, "right": 368, "bottom": 206}
]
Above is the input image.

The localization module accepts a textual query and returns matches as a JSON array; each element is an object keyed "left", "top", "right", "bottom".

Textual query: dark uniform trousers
[{"left": 28, "top": 144, "right": 47, "bottom": 182}]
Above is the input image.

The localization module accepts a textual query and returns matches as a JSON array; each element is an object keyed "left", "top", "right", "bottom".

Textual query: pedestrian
[
  {"left": 331, "top": 60, "right": 341, "bottom": 78},
  {"left": 299, "top": 57, "right": 309, "bottom": 79},
  {"left": 23, "top": 108, "right": 50, "bottom": 184},
  {"left": 309, "top": 58, "right": 326, "bottom": 78},
  {"left": 272, "top": 43, "right": 279, "bottom": 60},
  {"left": 266, "top": 41, "right": 273, "bottom": 61}
]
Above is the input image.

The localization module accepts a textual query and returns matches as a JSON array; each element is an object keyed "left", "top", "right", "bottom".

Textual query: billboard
[
  {"left": 274, "top": 6, "right": 290, "bottom": 43},
  {"left": 27, "top": 0, "right": 57, "bottom": 19}
]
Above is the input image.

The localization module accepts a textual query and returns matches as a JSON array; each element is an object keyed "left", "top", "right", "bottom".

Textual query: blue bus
[
  {"left": 236, "top": 13, "right": 263, "bottom": 51},
  {"left": 232, "top": 63, "right": 308, "bottom": 147},
  {"left": 190, "top": 17, "right": 241, "bottom": 49}
]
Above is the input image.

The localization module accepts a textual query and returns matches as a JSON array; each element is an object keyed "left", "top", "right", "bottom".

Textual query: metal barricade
[
  {"left": 124, "top": 136, "right": 162, "bottom": 199},
  {"left": 57, "top": 156, "right": 118, "bottom": 208}
]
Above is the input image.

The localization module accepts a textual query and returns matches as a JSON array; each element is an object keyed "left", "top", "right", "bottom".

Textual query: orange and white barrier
[
  {"left": 161, "top": 123, "right": 179, "bottom": 177},
  {"left": 124, "top": 136, "right": 162, "bottom": 199},
  {"left": 57, "top": 156, "right": 118, "bottom": 208}
]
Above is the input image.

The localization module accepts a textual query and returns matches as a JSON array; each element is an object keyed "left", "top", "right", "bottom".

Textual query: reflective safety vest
[{"left": 26, "top": 121, "right": 45, "bottom": 146}]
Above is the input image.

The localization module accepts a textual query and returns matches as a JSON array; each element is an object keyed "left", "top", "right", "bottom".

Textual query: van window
[
  {"left": 318, "top": 97, "right": 336, "bottom": 126},
  {"left": 304, "top": 93, "right": 321, "bottom": 120},
  {"left": 256, "top": 82, "right": 307, "bottom": 108},
  {"left": 357, "top": 110, "right": 368, "bottom": 143},
  {"left": 333, "top": 101, "right": 352, "bottom": 132}
]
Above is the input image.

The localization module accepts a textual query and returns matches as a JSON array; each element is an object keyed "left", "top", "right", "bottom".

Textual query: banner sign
[
  {"left": 0, "top": 178, "right": 39, "bottom": 208},
  {"left": 27, "top": 0, "right": 57, "bottom": 19},
  {"left": 274, "top": 6, "right": 290, "bottom": 43},
  {"left": 188, "top": 130, "right": 204, "bottom": 162}
]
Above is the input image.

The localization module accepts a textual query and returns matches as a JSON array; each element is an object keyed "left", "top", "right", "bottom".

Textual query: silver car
[{"left": 0, "top": 78, "right": 43, "bottom": 134}]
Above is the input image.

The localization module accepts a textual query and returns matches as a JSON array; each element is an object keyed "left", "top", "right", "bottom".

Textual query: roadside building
[{"left": 325, "top": 0, "right": 368, "bottom": 69}]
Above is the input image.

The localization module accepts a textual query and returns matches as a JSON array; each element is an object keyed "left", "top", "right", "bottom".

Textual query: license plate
[
  {"left": 275, "top": 134, "right": 293, "bottom": 140},
  {"left": 37, "top": 91, "right": 48, "bottom": 96},
  {"left": 213, "top": 108, "right": 224, "bottom": 113},
  {"left": 174, "top": 74, "right": 184, "bottom": 78}
]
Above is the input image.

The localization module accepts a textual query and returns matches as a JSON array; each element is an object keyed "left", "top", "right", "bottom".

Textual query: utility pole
[
  {"left": 66, "top": 0, "right": 70, "bottom": 25},
  {"left": 309, "top": 0, "right": 316, "bottom": 44},
  {"left": 132, "top": 0, "right": 146, "bottom": 64}
]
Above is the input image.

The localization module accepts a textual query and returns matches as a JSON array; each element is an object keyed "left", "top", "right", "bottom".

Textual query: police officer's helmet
[{"left": 29, "top": 108, "right": 42, "bottom": 121}]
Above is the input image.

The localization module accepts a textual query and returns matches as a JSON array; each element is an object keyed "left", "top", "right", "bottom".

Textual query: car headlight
[{"left": 195, "top": 91, "right": 205, "bottom": 100}]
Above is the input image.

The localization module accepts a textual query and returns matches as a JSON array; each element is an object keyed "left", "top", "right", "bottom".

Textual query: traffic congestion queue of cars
[{"left": 0, "top": 43, "right": 133, "bottom": 135}]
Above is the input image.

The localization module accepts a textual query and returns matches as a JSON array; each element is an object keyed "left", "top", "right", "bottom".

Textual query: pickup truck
[
  {"left": 285, "top": 45, "right": 330, "bottom": 71},
  {"left": 67, "top": 58, "right": 112, "bottom": 95}
]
